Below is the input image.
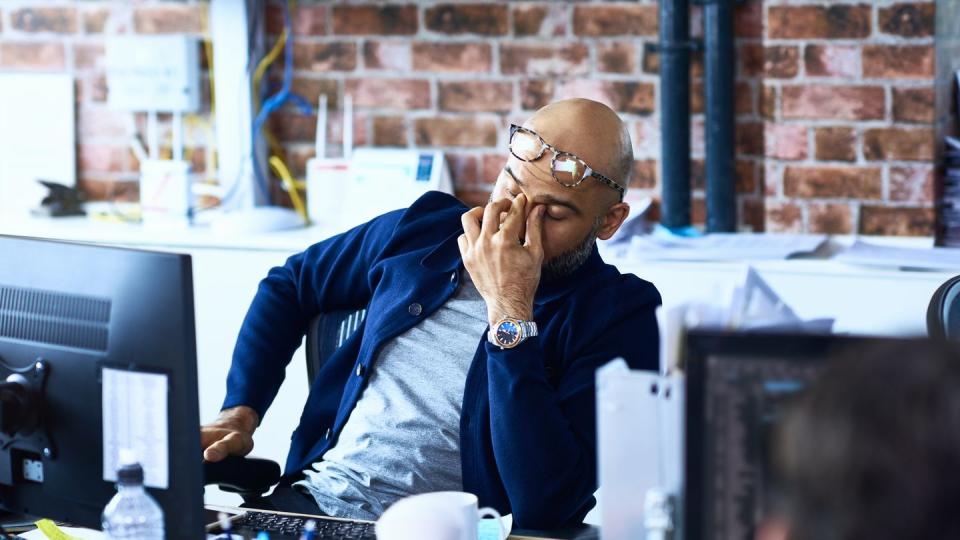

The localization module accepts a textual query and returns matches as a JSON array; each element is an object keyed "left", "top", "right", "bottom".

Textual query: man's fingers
[
  {"left": 481, "top": 199, "right": 512, "bottom": 236},
  {"left": 203, "top": 431, "right": 252, "bottom": 462},
  {"left": 499, "top": 194, "right": 526, "bottom": 242},
  {"left": 524, "top": 205, "right": 546, "bottom": 253},
  {"left": 460, "top": 207, "right": 482, "bottom": 241}
]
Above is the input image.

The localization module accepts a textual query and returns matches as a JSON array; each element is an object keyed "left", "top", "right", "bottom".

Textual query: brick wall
[
  {"left": 0, "top": 1, "right": 938, "bottom": 235},
  {"left": 0, "top": 2, "right": 211, "bottom": 203}
]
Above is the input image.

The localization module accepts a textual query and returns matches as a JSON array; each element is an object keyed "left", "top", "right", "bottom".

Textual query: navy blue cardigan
[{"left": 222, "top": 191, "right": 661, "bottom": 528}]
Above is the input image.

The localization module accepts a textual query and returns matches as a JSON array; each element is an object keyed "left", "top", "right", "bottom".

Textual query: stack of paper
[
  {"left": 833, "top": 240, "right": 960, "bottom": 271},
  {"left": 617, "top": 232, "right": 828, "bottom": 262}
]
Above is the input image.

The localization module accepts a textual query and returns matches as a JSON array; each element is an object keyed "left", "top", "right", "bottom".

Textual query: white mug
[{"left": 376, "top": 491, "right": 508, "bottom": 540}]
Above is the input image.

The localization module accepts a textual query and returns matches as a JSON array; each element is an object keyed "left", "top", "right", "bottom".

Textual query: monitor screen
[
  {"left": 0, "top": 235, "right": 205, "bottom": 538},
  {"left": 683, "top": 330, "right": 920, "bottom": 540}
]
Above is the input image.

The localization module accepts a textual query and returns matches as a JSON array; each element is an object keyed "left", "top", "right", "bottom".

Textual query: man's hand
[
  {"left": 201, "top": 405, "right": 259, "bottom": 462},
  {"left": 458, "top": 194, "right": 546, "bottom": 326}
]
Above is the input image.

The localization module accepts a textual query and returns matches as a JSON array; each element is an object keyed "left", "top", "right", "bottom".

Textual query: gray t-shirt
[{"left": 294, "top": 273, "right": 488, "bottom": 519}]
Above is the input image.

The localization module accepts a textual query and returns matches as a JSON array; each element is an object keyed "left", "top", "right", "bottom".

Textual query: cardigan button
[
  {"left": 450, "top": 272, "right": 457, "bottom": 282},
  {"left": 324, "top": 428, "right": 332, "bottom": 439},
  {"left": 356, "top": 364, "right": 365, "bottom": 377},
  {"left": 408, "top": 302, "right": 423, "bottom": 316}
]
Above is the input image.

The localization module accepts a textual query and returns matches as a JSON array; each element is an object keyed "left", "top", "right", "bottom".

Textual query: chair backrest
[
  {"left": 927, "top": 276, "right": 960, "bottom": 340},
  {"left": 305, "top": 309, "right": 367, "bottom": 383}
]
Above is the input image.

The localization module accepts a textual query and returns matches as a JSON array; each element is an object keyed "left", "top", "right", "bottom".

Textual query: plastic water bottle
[{"left": 101, "top": 457, "right": 164, "bottom": 540}]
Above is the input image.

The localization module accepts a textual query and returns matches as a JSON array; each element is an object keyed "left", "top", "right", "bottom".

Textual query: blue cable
[{"left": 250, "top": 0, "right": 296, "bottom": 204}]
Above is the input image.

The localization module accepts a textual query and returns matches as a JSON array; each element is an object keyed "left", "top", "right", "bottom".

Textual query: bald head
[{"left": 523, "top": 99, "right": 634, "bottom": 194}]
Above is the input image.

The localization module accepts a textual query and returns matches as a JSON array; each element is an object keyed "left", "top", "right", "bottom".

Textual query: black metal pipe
[
  {"left": 704, "top": 0, "right": 737, "bottom": 232},
  {"left": 658, "top": 0, "right": 692, "bottom": 230}
]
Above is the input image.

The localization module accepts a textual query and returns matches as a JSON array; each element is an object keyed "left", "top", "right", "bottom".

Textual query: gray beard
[{"left": 541, "top": 216, "right": 603, "bottom": 282}]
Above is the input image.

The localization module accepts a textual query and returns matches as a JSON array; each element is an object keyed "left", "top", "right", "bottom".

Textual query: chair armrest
[{"left": 203, "top": 455, "right": 282, "bottom": 498}]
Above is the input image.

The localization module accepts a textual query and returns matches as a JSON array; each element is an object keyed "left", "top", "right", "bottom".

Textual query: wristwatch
[{"left": 487, "top": 317, "right": 538, "bottom": 349}]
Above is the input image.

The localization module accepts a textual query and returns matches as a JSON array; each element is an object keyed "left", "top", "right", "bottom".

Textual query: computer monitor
[
  {"left": 0, "top": 235, "right": 205, "bottom": 538},
  {"left": 682, "top": 330, "right": 924, "bottom": 540}
]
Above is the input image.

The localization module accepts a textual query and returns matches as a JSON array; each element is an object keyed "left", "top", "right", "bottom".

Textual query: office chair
[
  {"left": 204, "top": 309, "right": 367, "bottom": 500},
  {"left": 927, "top": 275, "right": 960, "bottom": 340}
]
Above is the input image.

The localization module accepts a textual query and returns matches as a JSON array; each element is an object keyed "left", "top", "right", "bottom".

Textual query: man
[
  {"left": 201, "top": 99, "right": 661, "bottom": 528},
  {"left": 757, "top": 341, "right": 960, "bottom": 540}
]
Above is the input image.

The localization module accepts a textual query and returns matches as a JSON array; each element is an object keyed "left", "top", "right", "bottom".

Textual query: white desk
[{"left": 2, "top": 216, "right": 953, "bottom": 508}]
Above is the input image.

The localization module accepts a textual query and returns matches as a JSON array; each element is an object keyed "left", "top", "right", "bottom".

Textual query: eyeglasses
[{"left": 508, "top": 124, "right": 625, "bottom": 201}]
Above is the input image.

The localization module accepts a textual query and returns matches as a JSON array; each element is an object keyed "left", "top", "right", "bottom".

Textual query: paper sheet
[
  {"left": 101, "top": 368, "right": 170, "bottom": 489},
  {"left": 0, "top": 73, "right": 76, "bottom": 222},
  {"left": 834, "top": 240, "right": 960, "bottom": 271},
  {"left": 624, "top": 232, "right": 828, "bottom": 261}
]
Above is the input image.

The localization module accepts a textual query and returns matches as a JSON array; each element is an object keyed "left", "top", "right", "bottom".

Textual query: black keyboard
[{"left": 236, "top": 509, "right": 376, "bottom": 539}]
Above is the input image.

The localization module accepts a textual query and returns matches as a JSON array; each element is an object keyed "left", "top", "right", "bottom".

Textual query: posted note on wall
[{"left": 101, "top": 367, "right": 170, "bottom": 489}]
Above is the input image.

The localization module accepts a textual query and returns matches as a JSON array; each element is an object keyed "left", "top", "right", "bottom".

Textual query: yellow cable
[
  {"left": 268, "top": 155, "right": 309, "bottom": 223},
  {"left": 252, "top": 28, "right": 287, "bottom": 115}
]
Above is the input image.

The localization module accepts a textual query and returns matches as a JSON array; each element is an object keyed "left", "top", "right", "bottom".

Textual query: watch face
[{"left": 495, "top": 320, "right": 521, "bottom": 347}]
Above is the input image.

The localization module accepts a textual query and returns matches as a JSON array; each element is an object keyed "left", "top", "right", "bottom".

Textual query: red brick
[
  {"left": 863, "top": 127, "right": 934, "bottom": 161},
  {"left": 741, "top": 197, "right": 765, "bottom": 232},
  {"left": 890, "top": 165, "right": 934, "bottom": 203},
  {"left": 893, "top": 87, "right": 935, "bottom": 123},
  {"left": 736, "top": 122, "right": 764, "bottom": 157},
  {"left": 804, "top": 45, "right": 859, "bottom": 78},
  {"left": 782, "top": 85, "right": 885, "bottom": 120},
  {"left": 446, "top": 153, "right": 479, "bottom": 187},
  {"left": 293, "top": 42, "right": 356, "bottom": 71},
  {"left": 739, "top": 43, "right": 763, "bottom": 78},
  {"left": 513, "top": 4, "right": 566, "bottom": 38},
  {"left": 760, "top": 85, "right": 777, "bottom": 120},
  {"left": 860, "top": 206, "right": 934, "bottom": 236},
  {"left": 863, "top": 45, "right": 934, "bottom": 79},
  {"left": 500, "top": 43, "right": 589, "bottom": 77},
  {"left": 736, "top": 160, "right": 758, "bottom": 194},
  {"left": 764, "top": 162, "right": 782, "bottom": 197},
  {"left": 269, "top": 112, "right": 317, "bottom": 143},
  {"left": 879, "top": 3, "right": 935, "bottom": 38},
  {"left": 784, "top": 166, "right": 882, "bottom": 199},
  {"left": 439, "top": 81, "right": 513, "bottom": 113},
  {"left": 597, "top": 42, "right": 636, "bottom": 74},
  {"left": 555, "top": 80, "right": 655, "bottom": 116},
  {"left": 78, "top": 179, "right": 139, "bottom": 202},
  {"left": 332, "top": 5, "right": 417, "bottom": 35},
  {"left": 76, "top": 75, "right": 109, "bottom": 103},
  {"left": 632, "top": 159, "right": 657, "bottom": 189},
  {"left": 77, "top": 107, "right": 132, "bottom": 139},
  {"left": 765, "top": 124, "right": 808, "bottom": 161},
  {"left": 134, "top": 5, "right": 206, "bottom": 34},
  {"left": 346, "top": 79, "right": 430, "bottom": 110},
  {"left": 372, "top": 116, "right": 407, "bottom": 147},
  {"left": 82, "top": 8, "right": 110, "bottom": 34},
  {"left": 690, "top": 82, "right": 704, "bottom": 114},
  {"left": 481, "top": 154, "right": 507, "bottom": 185},
  {"left": 765, "top": 202, "right": 803, "bottom": 233},
  {"left": 412, "top": 42, "right": 491, "bottom": 73},
  {"left": 520, "top": 80, "right": 554, "bottom": 111},
  {"left": 735, "top": 82, "right": 754, "bottom": 115},
  {"left": 266, "top": 4, "right": 326, "bottom": 36},
  {"left": 0, "top": 42, "right": 65, "bottom": 69},
  {"left": 734, "top": 0, "right": 763, "bottom": 39},
  {"left": 414, "top": 117, "right": 498, "bottom": 148},
  {"left": 424, "top": 4, "right": 508, "bottom": 36},
  {"left": 767, "top": 5, "right": 871, "bottom": 39},
  {"left": 764, "top": 46, "right": 799, "bottom": 79},
  {"left": 572, "top": 5, "right": 658, "bottom": 37},
  {"left": 11, "top": 7, "right": 77, "bottom": 33},
  {"left": 363, "top": 41, "right": 411, "bottom": 71},
  {"left": 814, "top": 127, "right": 857, "bottom": 162},
  {"left": 79, "top": 144, "right": 131, "bottom": 173},
  {"left": 74, "top": 43, "right": 104, "bottom": 71},
  {"left": 634, "top": 118, "right": 661, "bottom": 159},
  {"left": 288, "top": 78, "right": 339, "bottom": 109},
  {"left": 809, "top": 203, "right": 853, "bottom": 234}
]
